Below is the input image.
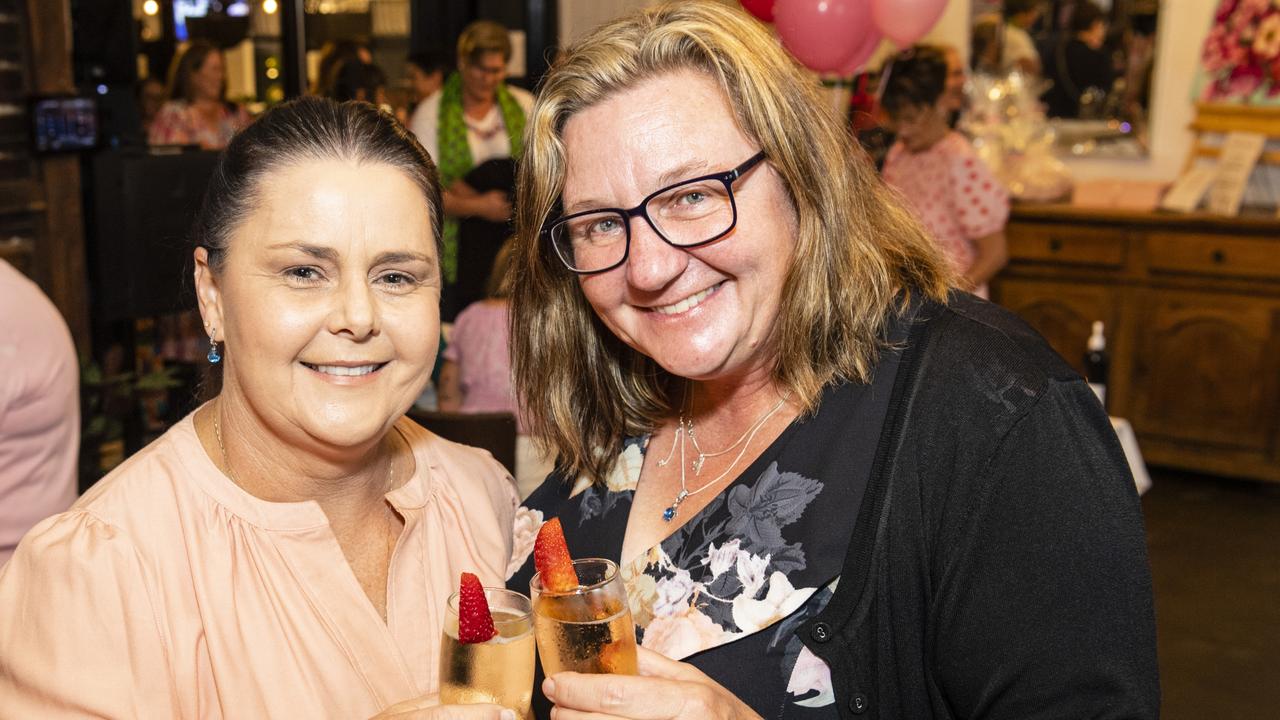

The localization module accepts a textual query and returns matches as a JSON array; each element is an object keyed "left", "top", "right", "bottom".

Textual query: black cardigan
[{"left": 797, "top": 294, "right": 1159, "bottom": 719}]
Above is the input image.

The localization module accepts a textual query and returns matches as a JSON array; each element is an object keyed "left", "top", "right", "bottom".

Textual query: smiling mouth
[
  {"left": 653, "top": 282, "right": 723, "bottom": 316},
  {"left": 301, "top": 362, "right": 387, "bottom": 377}
]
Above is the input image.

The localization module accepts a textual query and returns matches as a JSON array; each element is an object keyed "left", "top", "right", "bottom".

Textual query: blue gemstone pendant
[
  {"left": 661, "top": 490, "right": 689, "bottom": 523},
  {"left": 207, "top": 344, "right": 221, "bottom": 364}
]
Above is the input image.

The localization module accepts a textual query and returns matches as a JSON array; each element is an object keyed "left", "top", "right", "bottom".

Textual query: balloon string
[
  {"left": 875, "top": 58, "right": 894, "bottom": 104},
  {"left": 875, "top": 45, "right": 919, "bottom": 104}
]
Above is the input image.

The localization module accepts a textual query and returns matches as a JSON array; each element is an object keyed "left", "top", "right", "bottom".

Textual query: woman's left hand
[{"left": 543, "top": 647, "right": 762, "bottom": 720}]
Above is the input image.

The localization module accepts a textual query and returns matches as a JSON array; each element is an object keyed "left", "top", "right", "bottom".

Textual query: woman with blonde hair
[
  {"left": 409, "top": 20, "right": 533, "bottom": 319},
  {"left": 149, "top": 39, "right": 251, "bottom": 149},
  {"left": 504, "top": 3, "right": 1157, "bottom": 718}
]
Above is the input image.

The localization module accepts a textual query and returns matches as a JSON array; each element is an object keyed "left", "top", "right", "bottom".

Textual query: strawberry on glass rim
[
  {"left": 438, "top": 576, "right": 536, "bottom": 713},
  {"left": 456, "top": 572, "right": 497, "bottom": 644},
  {"left": 534, "top": 517, "right": 580, "bottom": 592},
  {"left": 528, "top": 520, "right": 639, "bottom": 676}
]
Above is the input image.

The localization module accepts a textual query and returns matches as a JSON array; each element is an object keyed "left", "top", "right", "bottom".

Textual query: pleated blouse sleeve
[
  {"left": 0, "top": 511, "right": 181, "bottom": 718},
  {"left": 412, "top": 428, "right": 519, "bottom": 589}
]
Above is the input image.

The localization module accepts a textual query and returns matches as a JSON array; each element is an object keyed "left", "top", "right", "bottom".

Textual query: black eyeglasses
[{"left": 545, "top": 150, "right": 767, "bottom": 274}]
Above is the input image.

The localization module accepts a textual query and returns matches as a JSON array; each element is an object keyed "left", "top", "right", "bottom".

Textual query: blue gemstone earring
[{"left": 207, "top": 328, "right": 221, "bottom": 364}]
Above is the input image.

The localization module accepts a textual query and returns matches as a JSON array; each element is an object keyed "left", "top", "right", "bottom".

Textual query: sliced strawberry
[
  {"left": 598, "top": 639, "right": 635, "bottom": 675},
  {"left": 456, "top": 572, "right": 497, "bottom": 643},
  {"left": 534, "top": 518, "right": 579, "bottom": 592}
]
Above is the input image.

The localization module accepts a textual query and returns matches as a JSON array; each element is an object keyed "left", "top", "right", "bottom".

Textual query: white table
[{"left": 1110, "top": 417, "right": 1151, "bottom": 495}]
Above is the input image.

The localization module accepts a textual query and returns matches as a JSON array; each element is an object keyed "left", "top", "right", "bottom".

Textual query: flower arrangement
[{"left": 1200, "top": 0, "right": 1280, "bottom": 103}]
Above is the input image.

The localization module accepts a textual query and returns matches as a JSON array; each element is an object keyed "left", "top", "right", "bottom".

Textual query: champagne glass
[
  {"left": 438, "top": 587, "right": 536, "bottom": 716},
  {"left": 530, "top": 558, "right": 639, "bottom": 676}
]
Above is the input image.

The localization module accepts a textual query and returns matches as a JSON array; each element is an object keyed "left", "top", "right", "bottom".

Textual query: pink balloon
[
  {"left": 740, "top": 0, "right": 776, "bottom": 23},
  {"left": 836, "top": 27, "right": 882, "bottom": 76},
  {"left": 870, "top": 0, "right": 946, "bottom": 47},
  {"left": 775, "top": 0, "right": 876, "bottom": 73}
]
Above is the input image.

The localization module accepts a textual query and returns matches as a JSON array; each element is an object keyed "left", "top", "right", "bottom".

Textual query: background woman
[
  {"left": 0, "top": 98, "right": 515, "bottom": 720},
  {"left": 881, "top": 47, "right": 1010, "bottom": 298},
  {"left": 409, "top": 20, "right": 533, "bottom": 320},
  {"left": 148, "top": 39, "right": 251, "bottom": 149},
  {"left": 1042, "top": 0, "right": 1116, "bottom": 117},
  {"left": 505, "top": 3, "right": 1157, "bottom": 718},
  {"left": 437, "top": 239, "right": 554, "bottom": 499}
]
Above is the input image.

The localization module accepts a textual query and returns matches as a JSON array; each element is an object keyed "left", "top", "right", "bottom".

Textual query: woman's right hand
[
  {"left": 471, "top": 190, "right": 513, "bottom": 223},
  {"left": 543, "top": 647, "right": 762, "bottom": 720},
  {"left": 370, "top": 694, "right": 516, "bottom": 720}
]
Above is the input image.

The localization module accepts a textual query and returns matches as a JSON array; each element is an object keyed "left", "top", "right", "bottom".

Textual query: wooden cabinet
[
  {"left": 993, "top": 205, "right": 1280, "bottom": 483},
  {"left": 997, "top": 279, "right": 1119, "bottom": 375}
]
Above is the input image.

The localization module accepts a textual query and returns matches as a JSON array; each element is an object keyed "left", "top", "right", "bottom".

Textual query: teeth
[
  {"left": 310, "top": 364, "right": 380, "bottom": 377},
  {"left": 655, "top": 284, "right": 719, "bottom": 316}
]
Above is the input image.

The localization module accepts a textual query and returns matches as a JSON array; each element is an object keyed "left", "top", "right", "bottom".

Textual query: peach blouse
[{"left": 0, "top": 413, "right": 517, "bottom": 718}]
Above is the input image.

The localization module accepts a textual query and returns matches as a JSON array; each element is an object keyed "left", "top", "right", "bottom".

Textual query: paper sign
[
  {"left": 1206, "top": 131, "right": 1266, "bottom": 216},
  {"left": 1161, "top": 165, "right": 1217, "bottom": 213}
]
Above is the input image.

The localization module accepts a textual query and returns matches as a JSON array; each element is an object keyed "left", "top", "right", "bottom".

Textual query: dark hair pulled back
[
  {"left": 191, "top": 96, "right": 443, "bottom": 274},
  {"left": 879, "top": 46, "right": 949, "bottom": 116}
]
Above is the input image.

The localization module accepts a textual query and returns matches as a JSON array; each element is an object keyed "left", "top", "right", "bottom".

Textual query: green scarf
[{"left": 436, "top": 72, "right": 527, "bottom": 283}]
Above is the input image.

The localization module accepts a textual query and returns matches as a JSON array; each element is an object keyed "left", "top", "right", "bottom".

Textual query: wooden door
[{"left": 1131, "top": 290, "right": 1280, "bottom": 453}]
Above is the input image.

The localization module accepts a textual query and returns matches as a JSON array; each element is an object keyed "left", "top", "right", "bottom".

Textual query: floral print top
[
  {"left": 507, "top": 321, "right": 907, "bottom": 718},
  {"left": 148, "top": 101, "right": 251, "bottom": 150}
]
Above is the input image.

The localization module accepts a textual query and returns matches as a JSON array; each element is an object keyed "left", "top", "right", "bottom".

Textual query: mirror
[{"left": 970, "top": 0, "right": 1160, "bottom": 157}]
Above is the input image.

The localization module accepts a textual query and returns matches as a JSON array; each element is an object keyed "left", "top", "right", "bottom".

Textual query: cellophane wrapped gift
[{"left": 964, "top": 72, "right": 1073, "bottom": 203}]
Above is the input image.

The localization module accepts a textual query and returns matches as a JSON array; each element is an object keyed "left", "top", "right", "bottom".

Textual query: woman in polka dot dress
[{"left": 880, "top": 46, "right": 1009, "bottom": 298}]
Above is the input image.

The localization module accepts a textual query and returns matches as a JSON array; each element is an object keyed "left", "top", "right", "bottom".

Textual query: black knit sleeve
[{"left": 930, "top": 378, "right": 1159, "bottom": 720}]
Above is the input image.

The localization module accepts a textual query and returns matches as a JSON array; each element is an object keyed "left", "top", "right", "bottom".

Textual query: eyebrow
[
  {"left": 268, "top": 242, "right": 339, "bottom": 262},
  {"left": 562, "top": 159, "right": 713, "bottom": 215},
  {"left": 373, "top": 251, "right": 437, "bottom": 269},
  {"left": 656, "top": 159, "right": 710, "bottom": 188},
  {"left": 267, "top": 243, "right": 437, "bottom": 270}
]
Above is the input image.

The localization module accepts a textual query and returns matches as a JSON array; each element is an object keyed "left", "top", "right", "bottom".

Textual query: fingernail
[
  {"left": 542, "top": 676, "right": 556, "bottom": 699},
  {"left": 500, "top": 710, "right": 515, "bottom": 720}
]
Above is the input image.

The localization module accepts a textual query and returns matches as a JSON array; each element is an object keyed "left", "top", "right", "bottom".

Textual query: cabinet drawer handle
[
  {"left": 1048, "top": 238, "right": 1063, "bottom": 252},
  {"left": 1211, "top": 249, "right": 1226, "bottom": 264}
]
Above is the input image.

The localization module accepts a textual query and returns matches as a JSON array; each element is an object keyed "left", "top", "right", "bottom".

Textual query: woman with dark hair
[
  {"left": 504, "top": 2, "right": 1156, "bottom": 718},
  {"left": 0, "top": 98, "right": 516, "bottom": 720},
  {"left": 1042, "top": 0, "right": 1116, "bottom": 117},
  {"left": 148, "top": 39, "right": 251, "bottom": 149},
  {"left": 880, "top": 47, "right": 1010, "bottom": 297}
]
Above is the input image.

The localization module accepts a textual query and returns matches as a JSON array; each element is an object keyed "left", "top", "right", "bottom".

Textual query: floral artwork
[{"left": 1200, "top": 0, "right": 1280, "bottom": 103}]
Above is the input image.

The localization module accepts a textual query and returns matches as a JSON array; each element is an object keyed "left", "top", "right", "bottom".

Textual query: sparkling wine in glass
[
  {"left": 439, "top": 587, "right": 536, "bottom": 716},
  {"left": 530, "top": 557, "right": 639, "bottom": 676}
]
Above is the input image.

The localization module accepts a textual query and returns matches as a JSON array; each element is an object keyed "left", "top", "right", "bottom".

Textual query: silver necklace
[
  {"left": 657, "top": 392, "right": 790, "bottom": 522},
  {"left": 685, "top": 404, "right": 775, "bottom": 475}
]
